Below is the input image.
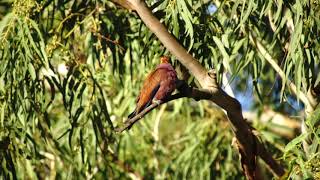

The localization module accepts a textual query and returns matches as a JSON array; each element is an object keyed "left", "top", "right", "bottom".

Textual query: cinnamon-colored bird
[{"left": 128, "top": 56, "right": 177, "bottom": 119}]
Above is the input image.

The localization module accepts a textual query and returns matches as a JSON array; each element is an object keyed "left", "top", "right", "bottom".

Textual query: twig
[
  {"left": 91, "top": 31, "right": 125, "bottom": 52},
  {"left": 115, "top": 93, "right": 186, "bottom": 132}
]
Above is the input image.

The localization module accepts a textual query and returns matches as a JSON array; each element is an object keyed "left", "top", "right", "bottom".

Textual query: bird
[{"left": 127, "top": 56, "right": 177, "bottom": 119}]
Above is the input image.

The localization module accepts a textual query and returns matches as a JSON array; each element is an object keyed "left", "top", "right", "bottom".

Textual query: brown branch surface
[{"left": 112, "top": 0, "right": 286, "bottom": 179}]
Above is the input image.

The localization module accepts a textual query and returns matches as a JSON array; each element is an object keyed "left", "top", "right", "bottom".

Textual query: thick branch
[{"left": 115, "top": 80, "right": 225, "bottom": 132}]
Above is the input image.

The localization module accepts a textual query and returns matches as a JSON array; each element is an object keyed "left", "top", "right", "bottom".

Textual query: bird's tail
[
  {"left": 127, "top": 109, "right": 136, "bottom": 119},
  {"left": 126, "top": 109, "right": 137, "bottom": 130}
]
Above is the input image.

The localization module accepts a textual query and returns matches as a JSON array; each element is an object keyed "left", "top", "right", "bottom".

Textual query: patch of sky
[{"left": 207, "top": 3, "right": 217, "bottom": 14}]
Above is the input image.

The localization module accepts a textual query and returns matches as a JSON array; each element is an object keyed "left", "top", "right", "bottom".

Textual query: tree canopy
[{"left": 0, "top": 0, "right": 319, "bottom": 179}]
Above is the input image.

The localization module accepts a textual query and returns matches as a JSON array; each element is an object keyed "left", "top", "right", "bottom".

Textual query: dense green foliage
[{"left": 0, "top": 0, "right": 319, "bottom": 179}]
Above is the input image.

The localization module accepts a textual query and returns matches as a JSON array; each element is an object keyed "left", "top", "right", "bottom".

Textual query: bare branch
[
  {"left": 115, "top": 93, "right": 185, "bottom": 133},
  {"left": 112, "top": 0, "right": 134, "bottom": 10}
]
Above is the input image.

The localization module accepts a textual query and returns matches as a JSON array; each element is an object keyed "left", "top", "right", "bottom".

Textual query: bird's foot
[{"left": 152, "top": 99, "right": 162, "bottom": 106}]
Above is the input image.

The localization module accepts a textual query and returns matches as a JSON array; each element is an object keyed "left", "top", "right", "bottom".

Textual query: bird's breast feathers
[{"left": 156, "top": 63, "right": 175, "bottom": 72}]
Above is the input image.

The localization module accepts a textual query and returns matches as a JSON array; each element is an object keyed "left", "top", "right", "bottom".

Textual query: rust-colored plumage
[{"left": 128, "top": 56, "right": 177, "bottom": 119}]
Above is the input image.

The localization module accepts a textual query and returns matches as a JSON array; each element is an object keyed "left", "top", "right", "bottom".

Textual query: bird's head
[{"left": 160, "top": 56, "right": 170, "bottom": 64}]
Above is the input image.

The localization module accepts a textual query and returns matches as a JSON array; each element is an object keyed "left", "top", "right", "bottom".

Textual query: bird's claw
[{"left": 152, "top": 99, "right": 162, "bottom": 105}]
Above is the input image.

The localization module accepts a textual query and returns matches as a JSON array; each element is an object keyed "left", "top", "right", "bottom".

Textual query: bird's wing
[
  {"left": 136, "top": 68, "right": 169, "bottom": 113},
  {"left": 127, "top": 83, "right": 160, "bottom": 119}
]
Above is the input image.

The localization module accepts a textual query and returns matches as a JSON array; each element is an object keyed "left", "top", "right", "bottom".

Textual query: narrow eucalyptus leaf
[
  {"left": 284, "top": 133, "right": 308, "bottom": 154},
  {"left": 27, "top": 63, "right": 36, "bottom": 80}
]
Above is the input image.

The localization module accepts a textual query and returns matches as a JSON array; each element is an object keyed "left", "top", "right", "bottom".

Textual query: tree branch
[
  {"left": 115, "top": 79, "right": 229, "bottom": 132},
  {"left": 115, "top": 93, "right": 183, "bottom": 133},
  {"left": 111, "top": 0, "right": 285, "bottom": 178}
]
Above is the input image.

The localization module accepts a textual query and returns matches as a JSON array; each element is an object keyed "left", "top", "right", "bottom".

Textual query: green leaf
[
  {"left": 273, "top": 0, "right": 283, "bottom": 23},
  {"left": 287, "top": 20, "right": 303, "bottom": 61},
  {"left": 213, "top": 36, "right": 231, "bottom": 72},
  {"left": 29, "top": 19, "right": 48, "bottom": 66},
  {"left": 22, "top": 20, "right": 43, "bottom": 63},
  {"left": 315, "top": 72, "right": 320, "bottom": 87},
  {"left": 27, "top": 63, "right": 36, "bottom": 80},
  {"left": 284, "top": 133, "right": 308, "bottom": 154},
  {"left": 0, "top": 12, "right": 14, "bottom": 35},
  {"left": 221, "top": 34, "right": 229, "bottom": 49},
  {"left": 238, "top": 0, "right": 256, "bottom": 29},
  {"left": 231, "top": 38, "right": 246, "bottom": 55}
]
